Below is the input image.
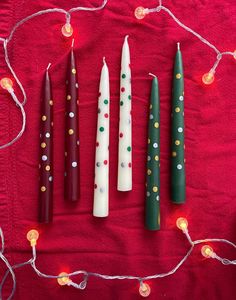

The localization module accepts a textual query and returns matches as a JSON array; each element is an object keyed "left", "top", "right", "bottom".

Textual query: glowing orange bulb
[
  {"left": 139, "top": 282, "right": 151, "bottom": 297},
  {"left": 201, "top": 245, "right": 214, "bottom": 258},
  {"left": 134, "top": 7, "right": 147, "bottom": 20},
  {"left": 0, "top": 78, "right": 13, "bottom": 90},
  {"left": 61, "top": 23, "right": 73, "bottom": 37},
  {"left": 202, "top": 72, "right": 215, "bottom": 85},
  {"left": 57, "top": 272, "right": 71, "bottom": 286},
  {"left": 26, "top": 229, "right": 39, "bottom": 247},
  {"left": 176, "top": 217, "right": 188, "bottom": 231}
]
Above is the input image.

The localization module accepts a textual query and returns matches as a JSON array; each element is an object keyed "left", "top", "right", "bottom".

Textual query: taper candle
[
  {"left": 39, "top": 63, "right": 53, "bottom": 223},
  {"left": 171, "top": 43, "right": 186, "bottom": 204},
  {"left": 93, "top": 58, "right": 110, "bottom": 217},
  {"left": 117, "top": 35, "right": 132, "bottom": 191},
  {"left": 65, "top": 40, "right": 79, "bottom": 202},
  {"left": 145, "top": 74, "right": 160, "bottom": 230}
]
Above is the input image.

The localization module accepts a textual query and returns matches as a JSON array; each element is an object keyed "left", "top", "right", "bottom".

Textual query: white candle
[
  {"left": 93, "top": 58, "right": 110, "bottom": 217},
  {"left": 117, "top": 35, "right": 132, "bottom": 191}
]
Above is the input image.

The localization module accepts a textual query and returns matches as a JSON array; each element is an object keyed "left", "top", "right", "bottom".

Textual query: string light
[
  {"left": 0, "top": 219, "right": 235, "bottom": 300},
  {"left": 61, "top": 23, "right": 73, "bottom": 37},
  {"left": 135, "top": 0, "right": 235, "bottom": 85},
  {"left": 0, "top": 77, "right": 13, "bottom": 91}
]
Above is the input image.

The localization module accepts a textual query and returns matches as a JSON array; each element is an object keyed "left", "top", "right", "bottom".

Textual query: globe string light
[
  {"left": 0, "top": 0, "right": 108, "bottom": 150},
  {"left": 0, "top": 219, "right": 235, "bottom": 300},
  {"left": 134, "top": 0, "right": 235, "bottom": 85}
]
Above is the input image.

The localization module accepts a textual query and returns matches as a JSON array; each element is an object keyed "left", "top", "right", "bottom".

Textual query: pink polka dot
[
  {"left": 94, "top": 184, "right": 97, "bottom": 189},
  {"left": 104, "top": 160, "right": 108, "bottom": 165},
  {"left": 128, "top": 162, "right": 132, "bottom": 168},
  {"left": 121, "top": 87, "right": 125, "bottom": 93},
  {"left": 104, "top": 113, "right": 109, "bottom": 118},
  {"left": 96, "top": 142, "right": 99, "bottom": 147},
  {"left": 119, "top": 133, "right": 123, "bottom": 138}
]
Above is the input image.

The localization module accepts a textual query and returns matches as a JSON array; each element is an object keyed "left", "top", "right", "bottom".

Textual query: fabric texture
[{"left": 0, "top": 0, "right": 236, "bottom": 299}]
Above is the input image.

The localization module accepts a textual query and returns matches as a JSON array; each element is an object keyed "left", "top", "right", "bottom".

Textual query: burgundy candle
[
  {"left": 64, "top": 40, "right": 79, "bottom": 202},
  {"left": 39, "top": 64, "right": 53, "bottom": 223}
]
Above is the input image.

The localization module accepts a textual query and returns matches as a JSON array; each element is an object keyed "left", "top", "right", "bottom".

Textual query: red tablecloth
[{"left": 0, "top": 0, "right": 236, "bottom": 299}]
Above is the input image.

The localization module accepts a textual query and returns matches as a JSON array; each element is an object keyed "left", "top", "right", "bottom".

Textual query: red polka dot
[
  {"left": 128, "top": 162, "right": 132, "bottom": 168},
  {"left": 98, "top": 92, "right": 101, "bottom": 98},
  {"left": 104, "top": 160, "right": 108, "bottom": 165},
  {"left": 94, "top": 184, "right": 97, "bottom": 189},
  {"left": 119, "top": 133, "right": 123, "bottom": 138},
  {"left": 121, "top": 87, "right": 125, "bottom": 93},
  {"left": 96, "top": 142, "right": 99, "bottom": 147},
  {"left": 104, "top": 113, "right": 109, "bottom": 118}
]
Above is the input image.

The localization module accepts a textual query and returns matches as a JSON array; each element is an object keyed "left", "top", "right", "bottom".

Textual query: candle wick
[
  {"left": 149, "top": 73, "right": 157, "bottom": 78},
  {"left": 177, "top": 42, "right": 180, "bottom": 50},
  {"left": 71, "top": 38, "right": 75, "bottom": 48},
  {"left": 47, "top": 63, "right": 51, "bottom": 70}
]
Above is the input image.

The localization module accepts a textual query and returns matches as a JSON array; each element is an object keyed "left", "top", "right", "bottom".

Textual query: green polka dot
[
  {"left": 128, "top": 95, "right": 131, "bottom": 100},
  {"left": 120, "top": 101, "right": 124, "bottom": 106},
  {"left": 99, "top": 127, "right": 104, "bottom": 132},
  {"left": 104, "top": 99, "right": 108, "bottom": 104},
  {"left": 127, "top": 146, "right": 131, "bottom": 152},
  {"left": 122, "top": 74, "right": 126, "bottom": 79}
]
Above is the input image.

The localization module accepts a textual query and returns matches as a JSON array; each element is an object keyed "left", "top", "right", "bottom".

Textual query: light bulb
[
  {"left": 139, "top": 282, "right": 151, "bottom": 297},
  {"left": 201, "top": 245, "right": 214, "bottom": 258},
  {"left": 202, "top": 72, "right": 215, "bottom": 85},
  {"left": 57, "top": 272, "right": 71, "bottom": 286},
  {"left": 61, "top": 23, "right": 73, "bottom": 37},
  {"left": 26, "top": 229, "right": 39, "bottom": 247},
  {"left": 0, "top": 78, "right": 13, "bottom": 90},
  {"left": 176, "top": 217, "right": 188, "bottom": 231},
  {"left": 134, "top": 7, "right": 148, "bottom": 20}
]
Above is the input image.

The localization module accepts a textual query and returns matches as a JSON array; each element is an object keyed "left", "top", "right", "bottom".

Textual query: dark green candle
[
  {"left": 171, "top": 43, "right": 185, "bottom": 204},
  {"left": 145, "top": 74, "right": 160, "bottom": 230}
]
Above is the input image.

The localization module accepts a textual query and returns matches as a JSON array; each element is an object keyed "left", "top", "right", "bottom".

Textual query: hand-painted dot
[
  {"left": 42, "top": 115, "right": 47, "bottom": 121},
  {"left": 39, "top": 164, "right": 41, "bottom": 169},
  {"left": 104, "top": 160, "right": 108, "bottom": 165},
  {"left": 41, "top": 142, "right": 46, "bottom": 148},
  {"left": 67, "top": 95, "right": 71, "bottom": 101},
  {"left": 77, "top": 140, "right": 80, "bottom": 146},
  {"left": 104, "top": 99, "right": 108, "bottom": 105},
  {"left": 65, "top": 152, "right": 67, "bottom": 157},
  {"left": 120, "top": 101, "right": 124, "bottom": 106},
  {"left": 128, "top": 162, "right": 132, "bottom": 168},
  {"left": 154, "top": 122, "right": 159, "bottom": 128},
  {"left": 42, "top": 155, "right": 47, "bottom": 161},
  {"left": 98, "top": 92, "right": 101, "bottom": 98},
  {"left": 45, "top": 132, "right": 50, "bottom": 138},
  {"left": 100, "top": 187, "right": 104, "bottom": 193},
  {"left": 150, "top": 114, "right": 153, "bottom": 120},
  {"left": 96, "top": 162, "right": 101, "bottom": 167},
  {"left": 119, "top": 133, "right": 123, "bottom": 138},
  {"left": 147, "top": 169, "right": 152, "bottom": 175},
  {"left": 99, "top": 127, "right": 104, "bottom": 132},
  {"left": 155, "top": 155, "right": 159, "bottom": 161},
  {"left": 177, "top": 164, "right": 183, "bottom": 170},
  {"left": 76, "top": 83, "right": 79, "bottom": 89},
  {"left": 148, "top": 138, "right": 150, "bottom": 144},
  {"left": 45, "top": 165, "right": 50, "bottom": 171},
  {"left": 104, "top": 113, "right": 109, "bottom": 118},
  {"left": 121, "top": 87, "right": 125, "bottom": 93},
  {"left": 179, "top": 96, "right": 184, "bottom": 101},
  {"left": 122, "top": 74, "right": 126, "bottom": 79},
  {"left": 153, "top": 186, "right": 158, "bottom": 192},
  {"left": 175, "top": 107, "right": 181, "bottom": 113},
  {"left": 147, "top": 156, "right": 151, "bottom": 161},
  {"left": 96, "top": 142, "right": 99, "bottom": 147},
  {"left": 49, "top": 100, "right": 53, "bottom": 106},
  {"left": 121, "top": 162, "right": 125, "bottom": 168},
  {"left": 69, "top": 129, "right": 74, "bottom": 135},
  {"left": 147, "top": 191, "right": 150, "bottom": 197},
  {"left": 178, "top": 127, "right": 183, "bottom": 133},
  {"left": 69, "top": 112, "right": 74, "bottom": 118},
  {"left": 156, "top": 195, "right": 160, "bottom": 201},
  {"left": 94, "top": 184, "right": 97, "bottom": 189},
  {"left": 127, "top": 146, "right": 131, "bottom": 152},
  {"left": 176, "top": 73, "right": 182, "bottom": 79},
  {"left": 175, "top": 140, "right": 180, "bottom": 146},
  {"left": 51, "top": 122, "right": 53, "bottom": 127},
  {"left": 128, "top": 95, "right": 131, "bottom": 100},
  {"left": 98, "top": 108, "right": 101, "bottom": 114},
  {"left": 72, "top": 68, "right": 76, "bottom": 74},
  {"left": 172, "top": 151, "right": 177, "bottom": 157},
  {"left": 41, "top": 186, "right": 46, "bottom": 192},
  {"left": 150, "top": 104, "right": 152, "bottom": 109},
  {"left": 153, "top": 143, "right": 158, "bottom": 148},
  {"left": 72, "top": 162, "right": 77, "bottom": 168},
  {"left": 49, "top": 176, "right": 53, "bottom": 182}
]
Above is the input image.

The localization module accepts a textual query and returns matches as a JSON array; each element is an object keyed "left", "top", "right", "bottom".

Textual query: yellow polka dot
[
  {"left": 148, "top": 138, "right": 150, "bottom": 144},
  {"left": 154, "top": 122, "right": 159, "bottom": 128},
  {"left": 41, "top": 186, "right": 46, "bottom": 192},
  {"left": 67, "top": 95, "right": 71, "bottom": 101},
  {"left": 42, "top": 115, "right": 47, "bottom": 121},
  {"left": 72, "top": 68, "right": 76, "bottom": 74},
  {"left": 68, "top": 129, "right": 74, "bottom": 135},
  {"left": 175, "top": 107, "right": 180, "bottom": 113},
  {"left": 175, "top": 140, "right": 180, "bottom": 146},
  {"left": 150, "top": 104, "right": 152, "bottom": 109},
  {"left": 147, "top": 169, "right": 152, "bottom": 175},
  {"left": 155, "top": 155, "right": 159, "bottom": 161},
  {"left": 176, "top": 73, "right": 182, "bottom": 79},
  {"left": 172, "top": 151, "right": 177, "bottom": 157},
  {"left": 153, "top": 186, "right": 158, "bottom": 192},
  {"left": 45, "top": 165, "right": 50, "bottom": 171},
  {"left": 41, "top": 142, "right": 46, "bottom": 148}
]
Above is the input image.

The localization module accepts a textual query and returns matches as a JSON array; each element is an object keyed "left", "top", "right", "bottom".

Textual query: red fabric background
[{"left": 0, "top": 0, "right": 236, "bottom": 299}]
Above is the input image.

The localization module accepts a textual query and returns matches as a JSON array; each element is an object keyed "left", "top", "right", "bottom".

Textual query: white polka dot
[
  {"left": 69, "top": 112, "right": 74, "bottom": 118},
  {"left": 147, "top": 156, "right": 151, "bottom": 161},
  {"left": 156, "top": 195, "right": 160, "bottom": 201},
  {"left": 45, "top": 132, "right": 50, "bottom": 138},
  {"left": 75, "top": 83, "right": 79, "bottom": 89},
  {"left": 150, "top": 114, "right": 153, "bottom": 120},
  {"left": 72, "top": 161, "right": 77, "bottom": 168},
  {"left": 179, "top": 96, "right": 184, "bottom": 101},
  {"left": 42, "top": 155, "right": 47, "bottom": 161},
  {"left": 177, "top": 164, "right": 182, "bottom": 170},
  {"left": 153, "top": 143, "right": 158, "bottom": 148},
  {"left": 178, "top": 127, "right": 183, "bottom": 133},
  {"left": 49, "top": 176, "right": 53, "bottom": 182},
  {"left": 147, "top": 191, "right": 150, "bottom": 197},
  {"left": 77, "top": 140, "right": 80, "bottom": 146}
]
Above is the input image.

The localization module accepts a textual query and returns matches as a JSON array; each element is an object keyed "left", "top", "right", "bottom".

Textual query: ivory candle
[{"left": 93, "top": 58, "right": 110, "bottom": 217}]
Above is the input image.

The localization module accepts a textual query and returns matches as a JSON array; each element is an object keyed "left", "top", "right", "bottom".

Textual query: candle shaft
[
  {"left": 145, "top": 75, "right": 160, "bottom": 230},
  {"left": 117, "top": 35, "right": 132, "bottom": 191},
  {"left": 39, "top": 67, "right": 53, "bottom": 223},
  {"left": 65, "top": 47, "right": 80, "bottom": 202},
  {"left": 171, "top": 44, "right": 186, "bottom": 203},
  {"left": 93, "top": 58, "right": 110, "bottom": 217}
]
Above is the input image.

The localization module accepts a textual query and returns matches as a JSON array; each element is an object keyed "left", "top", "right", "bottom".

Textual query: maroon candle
[
  {"left": 39, "top": 64, "right": 53, "bottom": 223},
  {"left": 64, "top": 40, "right": 79, "bottom": 202}
]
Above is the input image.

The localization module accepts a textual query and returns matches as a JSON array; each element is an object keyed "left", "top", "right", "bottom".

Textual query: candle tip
[
  {"left": 125, "top": 35, "right": 129, "bottom": 42},
  {"left": 177, "top": 42, "right": 180, "bottom": 50},
  {"left": 103, "top": 57, "right": 106, "bottom": 64},
  {"left": 47, "top": 63, "right": 51, "bottom": 70},
  {"left": 72, "top": 38, "right": 75, "bottom": 48},
  {"left": 149, "top": 73, "right": 157, "bottom": 79}
]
